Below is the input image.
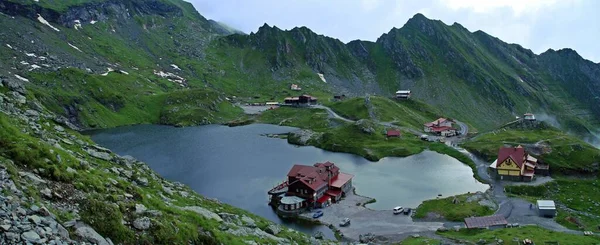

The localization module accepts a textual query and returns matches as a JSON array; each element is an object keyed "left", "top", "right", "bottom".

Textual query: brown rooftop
[{"left": 464, "top": 215, "right": 507, "bottom": 229}]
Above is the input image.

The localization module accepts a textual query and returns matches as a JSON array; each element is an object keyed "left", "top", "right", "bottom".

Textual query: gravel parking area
[
  {"left": 240, "top": 105, "right": 276, "bottom": 114},
  {"left": 503, "top": 176, "right": 554, "bottom": 186},
  {"left": 300, "top": 193, "right": 443, "bottom": 242}
]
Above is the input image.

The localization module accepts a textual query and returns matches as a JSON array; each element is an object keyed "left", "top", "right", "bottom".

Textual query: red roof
[
  {"left": 387, "top": 129, "right": 401, "bottom": 137},
  {"left": 431, "top": 126, "right": 453, "bottom": 132},
  {"left": 326, "top": 189, "right": 342, "bottom": 197},
  {"left": 424, "top": 118, "right": 451, "bottom": 127},
  {"left": 497, "top": 146, "right": 525, "bottom": 169},
  {"left": 330, "top": 173, "right": 353, "bottom": 188},
  {"left": 316, "top": 195, "right": 331, "bottom": 204},
  {"left": 435, "top": 118, "right": 448, "bottom": 124},
  {"left": 287, "top": 163, "right": 340, "bottom": 191}
]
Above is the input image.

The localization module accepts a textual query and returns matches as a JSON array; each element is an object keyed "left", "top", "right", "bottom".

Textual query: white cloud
[
  {"left": 438, "top": 0, "right": 562, "bottom": 15},
  {"left": 360, "top": 0, "right": 381, "bottom": 11}
]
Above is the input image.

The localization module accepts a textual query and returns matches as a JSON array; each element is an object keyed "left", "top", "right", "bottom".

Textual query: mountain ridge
[
  {"left": 214, "top": 12, "right": 599, "bottom": 134},
  {"left": 1, "top": 1, "right": 599, "bottom": 134},
  {"left": 1, "top": 1, "right": 600, "bottom": 244}
]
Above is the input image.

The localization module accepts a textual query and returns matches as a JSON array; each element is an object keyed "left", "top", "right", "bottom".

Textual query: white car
[{"left": 393, "top": 206, "right": 404, "bottom": 215}]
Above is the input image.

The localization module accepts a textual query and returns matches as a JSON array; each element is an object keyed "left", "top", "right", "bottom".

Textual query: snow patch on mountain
[
  {"left": 37, "top": 14, "right": 60, "bottom": 32},
  {"left": 15, "top": 74, "right": 29, "bottom": 82},
  {"left": 68, "top": 43, "right": 83, "bottom": 53},
  {"left": 318, "top": 73, "right": 327, "bottom": 83}
]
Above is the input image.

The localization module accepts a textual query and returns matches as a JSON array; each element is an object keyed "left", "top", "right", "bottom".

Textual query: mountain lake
[{"left": 90, "top": 123, "right": 488, "bottom": 239}]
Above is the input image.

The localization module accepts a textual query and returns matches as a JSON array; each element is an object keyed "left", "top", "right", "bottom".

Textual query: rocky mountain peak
[{"left": 1, "top": 0, "right": 185, "bottom": 28}]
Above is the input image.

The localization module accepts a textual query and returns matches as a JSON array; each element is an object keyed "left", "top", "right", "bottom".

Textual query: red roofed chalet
[
  {"left": 490, "top": 145, "right": 543, "bottom": 182},
  {"left": 283, "top": 161, "right": 353, "bottom": 208},
  {"left": 423, "top": 118, "right": 456, "bottom": 137}
]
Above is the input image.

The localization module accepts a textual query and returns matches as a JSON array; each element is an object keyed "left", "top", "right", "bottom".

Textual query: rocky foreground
[{"left": 0, "top": 77, "right": 331, "bottom": 244}]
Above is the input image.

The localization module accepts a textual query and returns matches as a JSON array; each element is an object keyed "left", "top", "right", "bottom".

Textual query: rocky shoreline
[{"left": 0, "top": 77, "right": 325, "bottom": 244}]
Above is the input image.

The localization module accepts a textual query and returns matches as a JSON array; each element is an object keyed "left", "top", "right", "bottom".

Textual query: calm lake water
[{"left": 90, "top": 124, "right": 488, "bottom": 237}]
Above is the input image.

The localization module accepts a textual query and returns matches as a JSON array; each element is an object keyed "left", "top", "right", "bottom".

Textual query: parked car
[
  {"left": 403, "top": 208, "right": 411, "bottom": 215},
  {"left": 339, "top": 218, "right": 351, "bottom": 227},
  {"left": 313, "top": 210, "right": 324, "bottom": 218},
  {"left": 393, "top": 206, "right": 404, "bottom": 215}
]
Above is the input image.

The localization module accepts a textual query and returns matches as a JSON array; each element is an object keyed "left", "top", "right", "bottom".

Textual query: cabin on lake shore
[
  {"left": 489, "top": 145, "right": 549, "bottom": 182},
  {"left": 268, "top": 162, "right": 354, "bottom": 217}
]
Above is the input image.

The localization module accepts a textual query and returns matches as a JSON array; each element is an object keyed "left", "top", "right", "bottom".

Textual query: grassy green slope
[
  {"left": 5, "top": 0, "right": 100, "bottom": 12},
  {"left": 1, "top": 0, "right": 250, "bottom": 129},
  {"left": 0, "top": 111, "right": 314, "bottom": 244},
  {"left": 257, "top": 104, "right": 484, "bottom": 182},
  {"left": 439, "top": 226, "right": 600, "bottom": 244},
  {"left": 328, "top": 96, "right": 442, "bottom": 130},
  {"left": 506, "top": 179, "right": 600, "bottom": 231},
  {"left": 462, "top": 125, "right": 600, "bottom": 174},
  {"left": 213, "top": 13, "right": 600, "bottom": 135},
  {"left": 414, "top": 193, "right": 495, "bottom": 221}
]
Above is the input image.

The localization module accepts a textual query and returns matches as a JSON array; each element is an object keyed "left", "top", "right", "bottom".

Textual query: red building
[
  {"left": 269, "top": 162, "right": 354, "bottom": 215},
  {"left": 386, "top": 129, "right": 401, "bottom": 138}
]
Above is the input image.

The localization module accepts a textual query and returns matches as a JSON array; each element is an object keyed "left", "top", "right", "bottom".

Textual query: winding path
[
  {"left": 309, "top": 104, "right": 582, "bottom": 239},
  {"left": 312, "top": 104, "right": 427, "bottom": 136},
  {"left": 312, "top": 105, "right": 354, "bottom": 123},
  {"left": 455, "top": 146, "right": 579, "bottom": 234}
]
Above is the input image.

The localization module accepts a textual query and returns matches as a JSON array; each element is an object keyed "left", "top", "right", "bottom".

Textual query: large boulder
[
  {"left": 241, "top": 215, "right": 257, "bottom": 228},
  {"left": 355, "top": 119, "right": 376, "bottom": 134},
  {"left": 85, "top": 148, "right": 112, "bottom": 161},
  {"left": 75, "top": 226, "right": 111, "bottom": 245},
  {"left": 265, "top": 224, "right": 281, "bottom": 235},
  {"left": 133, "top": 217, "right": 151, "bottom": 230},
  {"left": 2, "top": 77, "right": 27, "bottom": 94},
  {"left": 180, "top": 206, "right": 223, "bottom": 222},
  {"left": 21, "top": 230, "right": 41, "bottom": 243},
  {"left": 135, "top": 204, "right": 147, "bottom": 214},
  {"left": 10, "top": 92, "right": 26, "bottom": 104},
  {"left": 218, "top": 213, "right": 239, "bottom": 224}
]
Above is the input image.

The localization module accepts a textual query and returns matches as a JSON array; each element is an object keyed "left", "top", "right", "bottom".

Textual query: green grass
[
  {"left": 0, "top": 111, "right": 319, "bottom": 244},
  {"left": 80, "top": 198, "right": 135, "bottom": 243},
  {"left": 27, "top": 69, "right": 243, "bottom": 129},
  {"left": 462, "top": 126, "right": 600, "bottom": 174},
  {"left": 439, "top": 226, "right": 600, "bottom": 244},
  {"left": 398, "top": 236, "right": 441, "bottom": 245},
  {"left": 6, "top": 0, "right": 101, "bottom": 12},
  {"left": 159, "top": 89, "right": 243, "bottom": 126},
  {"left": 257, "top": 107, "right": 331, "bottom": 131},
  {"left": 328, "top": 96, "right": 442, "bottom": 130},
  {"left": 259, "top": 107, "right": 487, "bottom": 184},
  {"left": 328, "top": 97, "right": 371, "bottom": 121},
  {"left": 308, "top": 121, "right": 430, "bottom": 161},
  {"left": 506, "top": 178, "right": 600, "bottom": 231},
  {"left": 413, "top": 193, "right": 495, "bottom": 221}
]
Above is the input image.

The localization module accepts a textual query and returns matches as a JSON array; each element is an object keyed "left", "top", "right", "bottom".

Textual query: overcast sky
[{"left": 190, "top": 0, "right": 600, "bottom": 63}]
